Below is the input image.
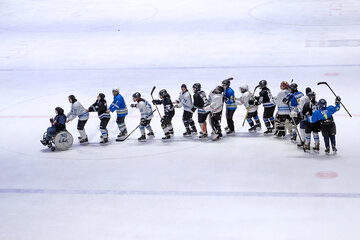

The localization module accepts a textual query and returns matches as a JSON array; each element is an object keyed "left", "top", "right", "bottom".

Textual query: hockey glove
[
  {"left": 191, "top": 107, "right": 197, "bottom": 113},
  {"left": 50, "top": 118, "right": 54, "bottom": 123},
  {"left": 130, "top": 104, "right": 137, "bottom": 108},
  {"left": 140, "top": 118, "right": 147, "bottom": 126},
  {"left": 248, "top": 99, "right": 255, "bottom": 105},
  {"left": 152, "top": 99, "right": 162, "bottom": 105},
  {"left": 335, "top": 96, "right": 341, "bottom": 105}
]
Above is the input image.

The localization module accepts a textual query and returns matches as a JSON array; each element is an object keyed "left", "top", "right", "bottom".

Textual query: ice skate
[
  {"left": 183, "top": 129, "right": 192, "bottom": 137},
  {"left": 304, "top": 143, "right": 310, "bottom": 151},
  {"left": 325, "top": 147, "right": 330, "bottom": 153},
  {"left": 162, "top": 133, "right": 171, "bottom": 141},
  {"left": 147, "top": 132, "right": 155, "bottom": 138},
  {"left": 313, "top": 143, "right": 320, "bottom": 151},
  {"left": 332, "top": 145, "right": 337, "bottom": 153},
  {"left": 80, "top": 137, "right": 88, "bottom": 144},
  {"left": 138, "top": 135, "right": 146, "bottom": 142},
  {"left": 264, "top": 128, "right": 273, "bottom": 135}
]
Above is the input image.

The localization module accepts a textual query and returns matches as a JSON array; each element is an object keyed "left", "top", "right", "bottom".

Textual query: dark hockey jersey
[
  {"left": 88, "top": 99, "right": 111, "bottom": 119},
  {"left": 256, "top": 87, "right": 275, "bottom": 108},
  {"left": 193, "top": 90, "right": 210, "bottom": 114}
]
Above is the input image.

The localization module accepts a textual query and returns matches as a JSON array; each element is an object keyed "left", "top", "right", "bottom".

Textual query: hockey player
[
  {"left": 40, "top": 107, "right": 67, "bottom": 146},
  {"left": 297, "top": 87, "right": 312, "bottom": 146},
  {"left": 307, "top": 97, "right": 341, "bottom": 153},
  {"left": 302, "top": 91, "right": 320, "bottom": 151},
  {"left": 236, "top": 84, "right": 261, "bottom": 132},
  {"left": 88, "top": 93, "right": 111, "bottom": 144},
  {"left": 152, "top": 89, "right": 175, "bottom": 140},
  {"left": 222, "top": 79, "right": 237, "bottom": 135},
  {"left": 255, "top": 80, "right": 275, "bottom": 134},
  {"left": 205, "top": 86, "right": 224, "bottom": 140},
  {"left": 192, "top": 83, "right": 211, "bottom": 139},
  {"left": 284, "top": 83, "right": 304, "bottom": 141},
  {"left": 174, "top": 84, "right": 197, "bottom": 136},
  {"left": 130, "top": 92, "right": 155, "bottom": 142},
  {"left": 108, "top": 88, "right": 128, "bottom": 141},
  {"left": 273, "top": 81, "right": 292, "bottom": 137},
  {"left": 66, "top": 95, "right": 89, "bottom": 143}
]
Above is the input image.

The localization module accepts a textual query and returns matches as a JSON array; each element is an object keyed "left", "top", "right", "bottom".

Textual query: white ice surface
[{"left": 1, "top": 0, "right": 360, "bottom": 239}]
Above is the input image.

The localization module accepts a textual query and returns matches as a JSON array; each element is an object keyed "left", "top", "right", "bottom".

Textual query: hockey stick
[
  {"left": 286, "top": 102, "right": 305, "bottom": 151},
  {"left": 317, "top": 81, "right": 352, "bottom": 117},
  {"left": 150, "top": 86, "right": 163, "bottom": 119},
  {"left": 223, "top": 77, "right": 234, "bottom": 81},
  {"left": 122, "top": 109, "right": 157, "bottom": 141},
  {"left": 242, "top": 85, "right": 260, "bottom": 126}
]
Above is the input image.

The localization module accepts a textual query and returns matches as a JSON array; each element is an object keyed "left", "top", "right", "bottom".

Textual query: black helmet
[
  {"left": 216, "top": 85, "right": 224, "bottom": 93},
  {"left": 193, "top": 83, "right": 201, "bottom": 92},
  {"left": 290, "top": 83, "right": 298, "bottom": 92},
  {"left": 159, "top": 89, "right": 168, "bottom": 97},
  {"left": 222, "top": 79, "right": 231, "bottom": 88},
  {"left": 55, "top": 107, "right": 64, "bottom": 115},
  {"left": 68, "top": 95, "right": 77, "bottom": 103},
  {"left": 132, "top": 92, "right": 141, "bottom": 101},
  {"left": 259, "top": 80, "right": 267, "bottom": 88},
  {"left": 305, "top": 87, "right": 312, "bottom": 95},
  {"left": 99, "top": 93, "right": 105, "bottom": 100},
  {"left": 307, "top": 91, "right": 316, "bottom": 101},
  {"left": 318, "top": 98, "right": 327, "bottom": 109}
]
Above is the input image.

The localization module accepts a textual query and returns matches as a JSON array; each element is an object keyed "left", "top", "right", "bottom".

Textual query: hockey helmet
[
  {"left": 159, "top": 89, "right": 168, "bottom": 98},
  {"left": 112, "top": 87, "right": 120, "bottom": 93},
  {"left": 193, "top": 83, "right": 201, "bottom": 92},
  {"left": 305, "top": 87, "right": 312, "bottom": 95},
  {"left": 55, "top": 107, "right": 64, "bottom": 115},
  {"left": 215, "top": 85, "right": 224, "bottom": 93},
  {"left": 290, "top": 83, "right": 298, "bottom": 92},
  {"left": 132, "top": 92, "right": 141, "bottom": 102},
  {"left": 280, "top": 81, "right": 290, "bottom": 90},
  {"left": 240, "top": 84, "right": 249, "bottom": 93},
  {"left": 318, "top": 98, "right": 327, "bottom": 109},
  {"left": 99, "top": 93, "right": 105, "bottom": 100},
  {"left": 222, "top": 79, "right": 231, "bottom": 88},
  {"left": 68, "top": 95, "right": 77, "bottom": 103},
  {"left": 307, "top": 91, "right": 316, "bottom": 101},
  {"left": 259, "top": 80, "right": 267, "bottom": 88}
]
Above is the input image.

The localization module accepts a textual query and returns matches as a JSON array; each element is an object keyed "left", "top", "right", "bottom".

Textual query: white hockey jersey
[
  {"left": 298, "top": 95, "right": 310, "bottom": 115},
  {"left": 236, "top": 91, "right": 258, "bottom": 113},
  {"left": 205, "top": 92, "right": 224, "bottom": 114},
  {"left": 177, "top": 90, "right": 193, "bottom": 113},
  {"left": 67, "top": 101, "right": 89, "bottom": 121},
  {"left": 274, "top": 89, "right": 291, "bottom": 115},
  {"left": 136, "top": 99, "right": 153, "bottom": 120}
]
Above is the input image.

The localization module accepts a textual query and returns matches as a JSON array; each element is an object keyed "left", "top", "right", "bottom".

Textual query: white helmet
[
  {"left": 112, "top": 87, "right": 120, "bottom": 93},
  {"left": 240, "top": 84, "right": 249, "bottom": 92}
]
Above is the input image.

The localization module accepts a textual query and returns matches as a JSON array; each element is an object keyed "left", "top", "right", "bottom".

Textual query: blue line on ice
[{"left": 1, "top": 189, "right": 360, "bottom": 199}]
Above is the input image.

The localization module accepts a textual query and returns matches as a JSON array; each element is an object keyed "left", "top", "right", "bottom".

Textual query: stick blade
[
  {"left": 317, "top": 81, "right": 327, "bottom": 85},
  {"left": 224, "top": 77, "right": 234, "bottom": 81}
]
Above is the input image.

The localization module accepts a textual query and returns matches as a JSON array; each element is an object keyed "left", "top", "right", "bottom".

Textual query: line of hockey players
[{"left": 41, "top": 80, "right": 342, "bottom": 153}]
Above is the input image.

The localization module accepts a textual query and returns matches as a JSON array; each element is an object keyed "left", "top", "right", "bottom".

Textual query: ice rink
[{"left": 1, "top": 0, "right": 360, "bottom": 239}]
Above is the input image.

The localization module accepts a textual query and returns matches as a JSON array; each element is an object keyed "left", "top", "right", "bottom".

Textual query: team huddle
[{"left": 40, "top": 78, "right": 343, "bottom": 154}]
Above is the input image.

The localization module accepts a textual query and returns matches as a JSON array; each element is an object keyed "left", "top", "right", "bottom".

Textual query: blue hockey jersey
[
  {"left": 223, "top": 87, "right": 237, "bottom": 110},
  {"left": 109, "top": 94, "right": 128, "bottom": 117},
  {"left": 307, "top": 104, "right": 340, "bottom": 123}
]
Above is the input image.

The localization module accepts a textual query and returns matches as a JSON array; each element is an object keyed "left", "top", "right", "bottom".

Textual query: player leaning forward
[
  {"left": 66, "top": 95, "right": 89, "bottom": 143},
  {"left": 205, "top": 86, "right": 225, "bottom": 140},
  {"left": 130, "top": 92, "right": 155, "bottom": 142},
  {"left": 174, "top": 84, "right": 197, "bottom": 136},
  {"left": 108, "top": 88, "right": 128, "bottom": 141},
  {"left": 153, "top": 89, "right": 175, "bottom": 140}
]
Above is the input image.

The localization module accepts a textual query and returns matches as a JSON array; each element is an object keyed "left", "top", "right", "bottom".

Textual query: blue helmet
[{"left": 318, "top": 98, "right": 327, "bottom": 109}]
